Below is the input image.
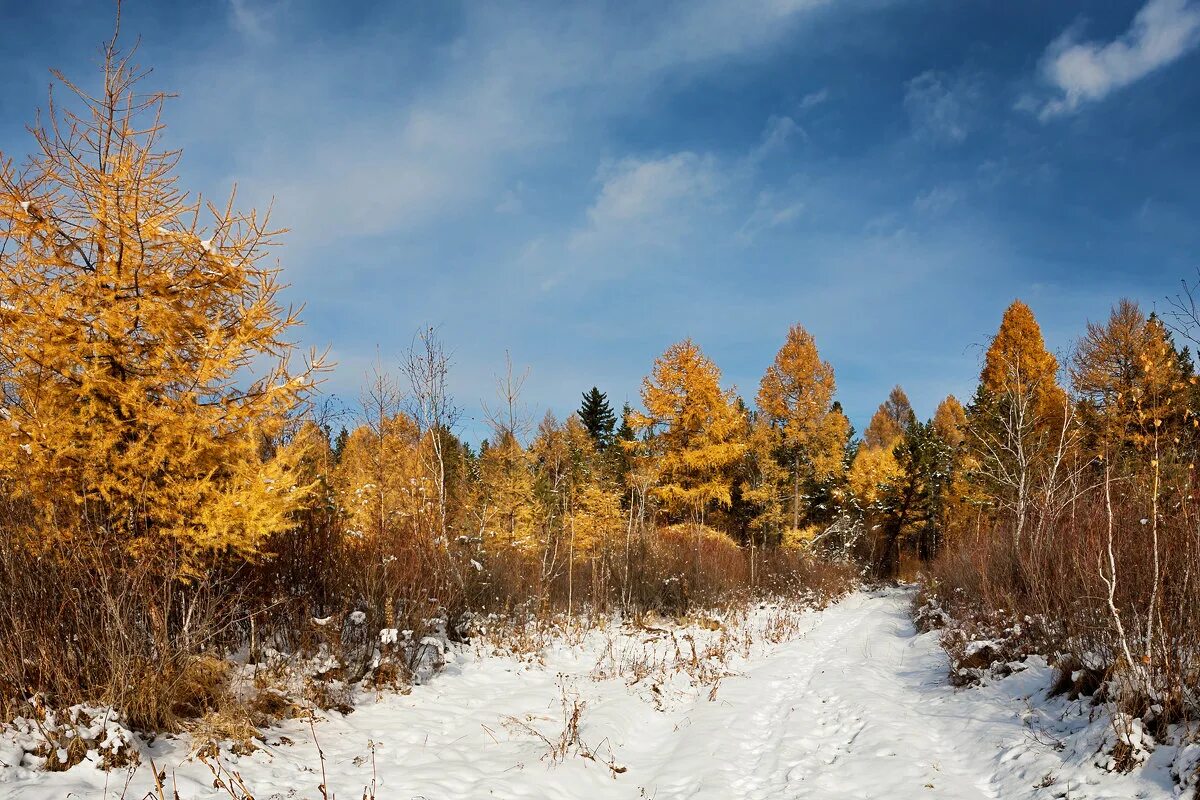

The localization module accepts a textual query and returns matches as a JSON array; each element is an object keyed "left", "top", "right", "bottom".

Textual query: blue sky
[{"left": 2, "top": 0, "right": 1199, "bottom": 442}]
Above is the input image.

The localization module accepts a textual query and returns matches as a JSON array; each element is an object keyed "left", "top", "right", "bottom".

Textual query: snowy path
[
  {"left": 641, "top": 589, "right": 1002, "bottom": 798},
  {"left": 0, "top": 588, "right": 1178, "bottom": 799}
]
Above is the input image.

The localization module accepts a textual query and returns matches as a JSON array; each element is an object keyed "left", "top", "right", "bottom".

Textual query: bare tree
[
  {"left": 361, "top": 358, "right": 403, "bottom": 545},
  {"left": 967, "top": 355, "right": 1078, "bottom": 549},
  {"left": 402, "top": 326, "right": 461, "bottom": 547}
]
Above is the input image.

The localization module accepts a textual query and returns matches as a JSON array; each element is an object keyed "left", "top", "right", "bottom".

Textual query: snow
[{"left": 0, "top": 589, "right": 1186, "bottom": 798}]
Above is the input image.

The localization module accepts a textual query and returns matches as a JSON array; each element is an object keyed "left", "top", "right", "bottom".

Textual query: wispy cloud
[
  {"left": 1036, "top": 0, "right": 1200, "bottom": 120},
  {"left": 569, "top": 152, "right": 722, "bottom": 254},
  {"left": 738, "top": 191, "right": 805, "bottom": 242},
  {"left": 182, "top": 0, "right": 837, "bottom": 254},
  {"left": 562, "top": 114, "right": 805, "bottom": 267},
  {"left": 799, "top": 88, "right": 830, "bottom": 110},
  {"left": 226, "top": 0, "right": 280, "bottom": 43},
  {"left": 903, "top": 70, "right": 981, "bottom": 145},
  {"left": 913, "top": 185, "right": 962, "bottom": 216}
]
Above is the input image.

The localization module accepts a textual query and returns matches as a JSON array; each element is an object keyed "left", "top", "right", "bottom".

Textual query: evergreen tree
[
  {"left": 578, "top": 387, "right": 618, "bottom": 449},
  {"left": 332, "top": 426, "right": 351, "bottom": 463},
  {"left": 616, "top": 402, "right": 638, "bottom": 443},
  {"left": 873, "top": 421, "right": 946, "bottom": 575}
]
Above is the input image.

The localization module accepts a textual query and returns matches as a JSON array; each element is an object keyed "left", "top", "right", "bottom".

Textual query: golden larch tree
[
  {"left": 980, "top": 300, "right": 1067, "bottom": 422},
  {"left": 932, "top": 395, "right": 966, "bottom": 448},
  {"left": 930, "top": 394, "right": 971, "bottom": 541},
  {"left": 756, "top": 323, "right": 840, "bottom": 531},
  {"left": 633, "top": 338, "right": 747, "bottom": 524},
  {"left": 862, "top": 385, "right": 916, "bottom": 451},
  {"left": 332, "top": 415, "right": 427, "bottom": 540},
  {"left": 741, "top": 414, "right": 790, "bottom": 544},
  {"left": 478, "top": 430, "right": 538, "bottom": 552},
  {"left": 848, "top": 386, "right": 915, "bottom": 509},
  {"left": 1071, "top": 300, "right": 1185, "bottom": 455},
  {"left": 967, "top": 300, "right": 1071, "bottom": 546},
  {"left": 0, "top": 40, "right": 321, "bottom": 572}
]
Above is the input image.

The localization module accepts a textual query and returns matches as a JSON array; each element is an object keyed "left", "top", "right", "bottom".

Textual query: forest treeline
[{"left": 2, "top": 38, "right": 1198, "bottom": 741}]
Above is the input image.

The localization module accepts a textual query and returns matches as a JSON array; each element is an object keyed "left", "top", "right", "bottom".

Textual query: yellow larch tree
[
  {"left": 812, "top": 403, "right": 852, "bottom": 483},
  {"left": 741, "top": 414, "right": 790, "bottom": 545},
  {"left": 931, "top": 394, "right": 971, "bottom": 541},
  {"left": 556, "top": 414, "right": 623, "bottom": 560},
  {"left": 332, "top": 415, "right": 427, "bottom": 541},
  {"left": 530, "top": 413, "right": 624, "bottom": 609},
  {"left": 979, "top": 300, "right": 1068, "bottom": 424},
  {"left": 1071, "top": 300, "right": 1186, "bottom": 456},
  {"left": 848, "top": 386, "right": 914, "bottom": 509},
  {"left": 847, "top": 445, "right": 903, "bottom": 508},
  {"left": 862, "top": 386, "right": 916, "bottom": 451},
  {"left": 967, "top": 300, "right": 1072, "bottom": 546},
  {"left": 932, "top": 395, "right": 967, "bottom": 447},
  {"left": 632, "top": 338, "right": 747, "bottom": 525},
  {"left": 478, "top": 430, "right": 537, "bottom": 553},
  {"left": 756, "top": 323, "right": 840, "bottom": 531},
  {"left": 473, "top": 355, "right": 537, "bottom": 554},
  {"left": 0, "top": 40, "right": 322, "bottom": 573}
]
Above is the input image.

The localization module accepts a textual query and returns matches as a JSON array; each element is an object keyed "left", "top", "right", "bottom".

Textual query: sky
[{"left": 2, "top": 0, "right": 1199, "bottom": 442}]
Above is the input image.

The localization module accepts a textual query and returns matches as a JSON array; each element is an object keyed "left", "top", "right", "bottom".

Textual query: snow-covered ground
[{"left": 1, "top": 588, "right": 1190, "bottom": 799}]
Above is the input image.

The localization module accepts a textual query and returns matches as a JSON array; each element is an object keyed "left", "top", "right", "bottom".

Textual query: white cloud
[
  {"left": 625, "top": 0, "right": 833, "bottom": 75},
  {"left": 750, "top": 115, "right": 803, "bottom": 163},
  {"left": 568, "top": 112, "right": 806, "bottom": 255},
  {"left": 903, "top": 70, "right": 980, "bottom": 145},
  {"left": 799, "top": 88, "right": 830, "bottom": 110},
  {"left": 569, "top": 152, "right": 721, "bottom": 253},
  {"left": 495, "top": 186, "right": 525, "bottom": 215},
  {"left": 227, "top": 0, "right": 279, "bottom": 43},
  {"left": 913, "top": 185, "right": 961, "bottom": 216},
  {"left": 738, "top": 191, "right": 805, "bottom": 242},
  {"left": 1037, "top": 0, "right": 1200, "bottom": 119},
  {"left": 182, "top": 1, "right": 837, "bottom": 251}
]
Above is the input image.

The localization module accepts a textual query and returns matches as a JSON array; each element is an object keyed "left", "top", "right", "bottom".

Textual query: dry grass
[{"left": 925, "top": 473, "right": 1200, "bottom": 734}]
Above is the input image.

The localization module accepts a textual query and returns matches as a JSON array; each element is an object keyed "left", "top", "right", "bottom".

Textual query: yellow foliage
[
  {"left": 757, "top": 323, "right": 836, "bottom": 452},
  {"left": 1071, "top": 299, "right": 1185, "bottom": 452},
  {"left": 981, "top": 300, "right": 1067, "bottom": 420},
  {"left": 0, "top": 48, "right": 322, "bottom": 573},
  {"left": 754, "top": 323, "right": 849, "bottom": 531},
  {"left": 567, "top": 484, "right": 625, "bottom": 559},
  {"left": 862, "top": 386, "right": 915, "bottom": 451},
  {"left": 660, "top": 522, "right": 739, "bottom": 549},
  {"left": 332, "top": 415, "right": 427, "bottom": 541},
  {"left": 781, "top": 525, "right": 822, "bottom": 549},
  {"left": 633, "top": 339, "right": 747, "bottom": 520},
  {"left": 741, "top": 415, "right": 789, "bottom": 535},
  {"left": 478, "top": 431, "right": 538, "bottom": 553},
  {"left": 812, "top": 405, "right": 852, "bottom": 481},
  {"left": 848, "top": 445, "right": 903, "bottom": 506},
  {"left": 932, "top": 395, "right": 967, "bottom": 448}
]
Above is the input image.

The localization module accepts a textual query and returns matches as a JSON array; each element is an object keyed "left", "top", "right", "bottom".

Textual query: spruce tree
[
  {"left": 332, "top": 427, "right": 351, "bottom": 463},
  {"left": 579, "top": 387, "right": 617, "bottom": 449},
  {"left": 617, "top": 403, "right": 637, "bottom": 443}
]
